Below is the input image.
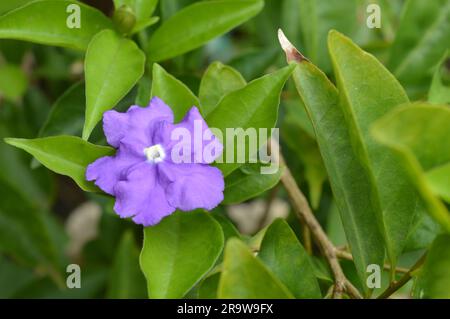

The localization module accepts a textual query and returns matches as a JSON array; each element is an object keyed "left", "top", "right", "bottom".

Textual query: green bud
[{"left": 113, "top": 5, "right": 136, "bottom": 35}]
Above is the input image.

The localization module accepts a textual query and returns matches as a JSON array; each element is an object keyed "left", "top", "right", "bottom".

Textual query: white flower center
[{"left": 143, "top": 144, "right": 166, "bottom": 163}]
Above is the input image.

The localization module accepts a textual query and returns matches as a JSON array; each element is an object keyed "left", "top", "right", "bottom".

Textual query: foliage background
[{"left": 0, "top": 0, "right": 449, "bottom": 298}]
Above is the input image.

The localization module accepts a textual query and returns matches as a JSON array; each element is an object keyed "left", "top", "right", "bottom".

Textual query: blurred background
[{"left": 0, "top": 0, "right": 448, "bottom": 298}]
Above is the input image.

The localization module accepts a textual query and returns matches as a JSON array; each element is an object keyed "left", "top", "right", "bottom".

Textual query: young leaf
[
  {"left": 207, "top": 65, "right": 295, "bottom": 176},
  {"left": 0, "top": 0, "right": 114, "bottom": 50},
  {"left": 151, "top": 63, "right": 200, "bottom": 121},
  {"left": 329, "top": 30, "right": 422, "bottom": 268},
  {"left": 290, "top": 58, "right": 384, "bottom": 288},
  {"left": 218, "top": 238, "right": 293, "bottom": 298},
  {"left": 415, "top": 234, "right": 450, "bottom": 298},
  {"left": 199, "top": 61, "right": 246, "bottom": 117},
  {"left": 140, "top": 211, "right": 224, "bottom": 298},
  {"left": 147, "top": 0, "right": 263, "bottom": 61},
  {"left": 388, "top": 0, "right": 450, "bottom": 84},
  {"left": 372, "top": 104, "right": 450, "bottom": 231},
  {"left": 4, "top": 136, "right": 114, "bottom": 192},
  {"left": 223, "top": 163, "right": 283, "bottom": 205},
  {"left": 83, "top": 30, "right": 145, "bottom": 140},
  {"left": 259, "top": 219, "right": 322, "bottom": 298},
  {"left": 107, "top": 231, "right": 146, "bottom": 298}
]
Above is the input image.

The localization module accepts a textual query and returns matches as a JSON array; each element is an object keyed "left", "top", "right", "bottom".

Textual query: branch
[
  {"left": 377, "top": 253, "right": 427, "bottom": 299},
  {"left": 277, "top": 146, "right": 362, "bottom": 299},
  {"left": 335, "top": 249, "right": 409, "bottom": 274}
]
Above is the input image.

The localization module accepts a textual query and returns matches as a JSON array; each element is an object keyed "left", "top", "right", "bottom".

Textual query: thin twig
[
  {"left": 377, "top": 253, "right": 427, "bottom": 299},
  {"left": 335, "top": 249, "right": 409, "bottom": 274}
]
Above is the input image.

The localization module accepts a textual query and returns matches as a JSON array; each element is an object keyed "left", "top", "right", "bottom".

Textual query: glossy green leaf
[
  {"left": 0, "top": 63, "right": 27, "bottom": 101},
  {"left": 218, "top": 238, "right": 293, "bottom": 298},
  {"left": 415, "top": 234, "right": 450, "bottom": 298},
  {"left": 140, "top": 211, "right": 224, "bottom": 298},
  {"left": 291, "top": 59, "right": 384, "bottom": 288},
  {"left": 372, "top": 104, "right": 450, "bottom": 231},
  {"left": 151, "top": 63, "right": 200, "bottom": 121},
  {"left": 388, "top": 0, "right": 450, "bottom": 84},
  {"left": 83, "top": 30, "right": 145, "bottom": 140},
  {"left": 107, "top": 231, "right": 146, "bottom": 298},
  {"left": 147, "top": 0, "right": 263, "bottom": 61},
  {"left": 0, "top": 0, "right": 114, "bottom": 50},
  {"left": 4, "top": 136, "right": 114, "bottom": 192},
  {"left": 259, "top": 219, "right": 321, "bottom": 298},
  {"left": 428, "top": 52, "right": 450, "bottom": 104},
  {"left": 329, "top": 30, "right": 422, "bottom": 268},
  {"left": 207, "top": 65, "right": 295, "bottom": 176},
  {"left": 223, "top": 163, "right": 283, "bottom": 205},
  {"left": 199, "top": 61, "right": 246, "bottom": 117}
]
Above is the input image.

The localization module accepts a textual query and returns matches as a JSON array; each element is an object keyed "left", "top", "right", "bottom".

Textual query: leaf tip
[{"left": 277, "top": 29, "right": 307, "bottom": 63}]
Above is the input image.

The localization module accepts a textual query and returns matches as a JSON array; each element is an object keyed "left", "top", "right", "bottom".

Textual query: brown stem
[
  {"left": 377, "top": 253, "right": 427, "bottom": 299},
  {"left": 335, "top": 249, "right": 409, "bottom": 274},
  {"left": 278, "top": 149, "right": 361, "bottom": 299}
]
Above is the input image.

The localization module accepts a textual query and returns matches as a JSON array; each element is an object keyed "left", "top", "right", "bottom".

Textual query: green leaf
[
  {"left": 83, "top": 30, "right": 145, "bottom": 140},
  {"left": 0, "top": 0, "right": 114, "bottom": 50},
  {"left": 107, "top": 231, "right": 147, "bottom": 298},
  {"left": 207, "top": 65, "right": 295, "bottom": 176},
  {"left": 197, "top": 272, "right": 220, "bottom": 299},
  {"left": 140, "top": 211, "right": 224, "bottom": 298},
  {"left": 388, "top": 0, "right": 450, "bottom": 85},
  {"left": 38, "top": 81, "right": 85, "bottom": 138},
  {"left": 281, "top": 100, "right": 326, "bottom": 209},
  {"left": 329, "top": 30, "right": 421, "bottom": 269},
  {"left": 4, "top": 136, "right": 114, "bottom": 192},
  {"left": 147, "top": 0, "right": 264, "bottom": 61},
  {"left": 259, "top": 219, "right": 321, "bottom": 298},
  {"left": 151, "top": 63, "right": 200, "bottom": 121},
  {"left": 218, "top": 238, "right": 293, "bottom": 298},
  {"left": 223, "top": 163, "right": 283, "bottom": 205},
  {"left": 428, "top": 52, "right": 450, "bottom": 104},
  {"left": 199, "top": 61, "right": 246, "bottom": 117},
  {"left": 372, "top": 104, "right": 450, "bottom": 231},
  {"left": 415, "top": 234, "right": 450, "bottom": 298},
  {"left": 0, "top": 63, "right": 27, "bottom": 101},
  {"left": 291, "top": 59, "right": 384, "bottom": 288}
]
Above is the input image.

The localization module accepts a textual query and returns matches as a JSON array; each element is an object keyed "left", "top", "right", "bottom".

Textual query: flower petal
[
  {"left": 166, "top": 106, "right": 223, "bottom": 164},
  {"left": 103, "top": 97, "right": 174, "bottom": 148},
  {"left": 86, "top": 146, "right": 142, "bottom": 195},
  {"left": 113, "top": 162, "right": 175, "bottom": 226},
  {"left": 159, "top": 162, "right": 224, "bottom": 211}
]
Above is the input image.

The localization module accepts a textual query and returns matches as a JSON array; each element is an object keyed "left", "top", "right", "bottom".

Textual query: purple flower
[{"left": 86, "top": 97, "right": 224, "bottom": 226}]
